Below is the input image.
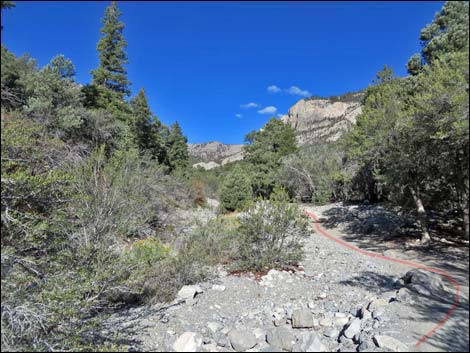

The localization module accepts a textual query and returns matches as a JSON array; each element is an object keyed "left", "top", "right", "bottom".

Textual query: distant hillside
[{"left": 188, "top": 141, "right": 244, "bottom": 169}]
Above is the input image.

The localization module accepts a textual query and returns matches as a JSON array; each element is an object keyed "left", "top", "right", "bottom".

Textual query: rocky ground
[{"left": 102, "top": 203, "right": 469, "bottom": 352}]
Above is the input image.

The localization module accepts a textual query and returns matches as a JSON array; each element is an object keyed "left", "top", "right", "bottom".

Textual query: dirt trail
[
  {"left": 303, "top": 203, "right": 469, "bottom": 352},
  {"left": 103, "top": 202, "right": 469, "bottom": 352}
]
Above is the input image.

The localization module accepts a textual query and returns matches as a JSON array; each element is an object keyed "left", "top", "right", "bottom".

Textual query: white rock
[
  {"left": 319, "top": 318, "right": 333, "bottom": 327},
  {"left": 173, "top": 332, "right": 203, "bottom": 352},
  {"left": 212, "top": 284, "right": 226, "bottom": 292},
  {"left": 207, "top": 322, "right": 221, "bottom": 333},
  {"left": 373, "top": 335, "right": 408, "bottom": 352},
  {"left": 177, "top": 285, "right": 203, "bottom": 300}
]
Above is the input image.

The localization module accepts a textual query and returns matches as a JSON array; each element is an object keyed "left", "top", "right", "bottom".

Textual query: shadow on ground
[
  {"left": 339, "top": 271, "right": 470, "bottom": 352},
  {"left": 319, "top": 203, "right": 470, "bottom": 287}
]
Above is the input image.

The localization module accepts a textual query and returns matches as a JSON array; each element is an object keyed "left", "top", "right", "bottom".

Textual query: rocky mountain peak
[{"left": 281, "top": 91, "right": 364, "bottom": 145}]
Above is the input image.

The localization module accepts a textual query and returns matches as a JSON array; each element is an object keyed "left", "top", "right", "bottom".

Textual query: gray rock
[
  {"left": 357, "top": 340, "right": 375, "bottom": 352},
  {"left": 228, "top": 329, "right": 257, "bottom": 352},
  {"left": 172, "top": 332, "right": 203, "bottom": 352},
  {"left": 293, "top": 331, "right": 326, "bottom": 352},
  {"left": 214, "top": 332, "right": 229, "bottom": 347},
  {"left": 266, "top": 327, "right": 296, "bottom": 351},
  {"left": 291, "top": 309, "right": 314, "bottom": 328},
  {"left": 394, "top": 287, "right": 415, "bottom": 304},
  {"left": 367, "top": 298, "right": 388, "bottom": 312},
  {"left": 343, "top": 318, "right": 361, "bottom": 339},
  {"left": 373, "top": 335, "right": 408, "bottom": 352}
]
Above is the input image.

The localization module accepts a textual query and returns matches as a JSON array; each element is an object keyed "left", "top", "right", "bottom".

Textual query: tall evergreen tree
[
  {"left": 166, "top": 121, "right": 189, "bottom": 172},
  {"left": 407, "top": 1, "right": 469, "bottom": 72},
  {"left": 91, "top": 1, "right": 130, "bottom": 97},
  {"left": 243, "top": 117, "right": 298, "bottom": 198},
  {"left": 130, "top": 88, "right": 166, "bottom": 161}
]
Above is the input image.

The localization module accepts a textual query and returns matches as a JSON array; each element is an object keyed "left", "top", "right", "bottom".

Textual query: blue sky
[{"left": 2, "top": 1, "right": 444, "bottom": 144}]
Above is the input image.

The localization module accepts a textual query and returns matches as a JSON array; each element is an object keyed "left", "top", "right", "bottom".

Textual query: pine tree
[
  {"left": 91, "top": 1, "right": 130, "bottom": 97},
  {"left": 220, "top": 164, "right": 253, "bottom": 212},
  {"left": 130, "top": 88, "right": 166, "bottom": 161},
  {"left": 243, "top": 117, "right": 298, "bottom": 198},
  {"left": 166, "top": 121, "right": 189, "bottom": 172}
]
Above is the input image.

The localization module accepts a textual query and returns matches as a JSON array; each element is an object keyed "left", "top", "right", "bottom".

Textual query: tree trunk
[{"left": 409, "top": 186, "right": 431, "bottom": 244}]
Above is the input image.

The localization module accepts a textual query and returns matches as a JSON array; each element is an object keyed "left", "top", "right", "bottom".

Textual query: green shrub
[
  {"left": 234, "top": 197, "right": 309, "bottom": 271},
  {"left": 220, "top": 164, "right": 253, "bottom": 212}
]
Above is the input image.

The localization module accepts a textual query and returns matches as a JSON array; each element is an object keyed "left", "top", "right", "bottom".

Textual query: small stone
[
  {"left": 291, "top": 309, "right": 314, "bottom": 328},
  {"left": 212, "top": 284, "right": 226, "bottom": 291},
  {"left": 173, "top": 332, "right": 203, "bottom": 352},
  {"left": 214, "top": 332, "right": 228, "bottom": 347},
  {"left": 372, "top": 308, "right": 385, "bottom": 319},
  {"left": 373, "top": 335, "right": 408, "bottom": 352},
  {"left": 228, "top": 329, "right": 257, "bottom": 352},
  {"left": 318, "top": 292, "right": 327, "bottom": 299},
  {"left": 357, "top": 340, "right": 375, "bottom": 352},
  {"left": 335, "top": 316, "right": 350, "bottom": 327},
  {"left": 266, "top": 327, "right": 296, "bottom": 351},
  {"left": 372, "top": 321, "right": 380, "bottom": 329},
  {"left": 253, "top": 328, "right": 267, "bottom": 341},
  {"left": 319, "top": 318, "right": 333, "bottom": 327},
  {"left": 323, "top": 327, "right": 338, "bottom": 338},
  {"left": 293, "top": 331, "right": 326, "bottom": 352},
  {"left": 367, "top": 298, "right": 388, "bottom": 312},
  {"left": 207, "top": 322, "right": 221, "bottom": 333},
  {"left": 343, "top": 318, "right": 361, "bottom": 339},
  {"left": 273, "top": 318, "right": 286, "bottom": 327}
]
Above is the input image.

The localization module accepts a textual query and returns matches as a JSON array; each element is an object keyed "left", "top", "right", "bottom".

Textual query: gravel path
[{"left": 103, "top": 203, "right": 469, "bottom": 352}]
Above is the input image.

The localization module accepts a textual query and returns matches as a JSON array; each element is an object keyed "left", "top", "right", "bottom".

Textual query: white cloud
[
  {"left": 267, "top": 85, "right": 281, "bottom": 93},
  {"left": 240, "top": 102, "right": 259, "bottom": 108},
  {"left": 286, "top": 86, "right": 311, "bottom": 97},
  {"left": 258, "top": 106, "right": 277, "bottom": 115},
  {"left": 235, "top": 113, "right": 243, "bottom": 118}
]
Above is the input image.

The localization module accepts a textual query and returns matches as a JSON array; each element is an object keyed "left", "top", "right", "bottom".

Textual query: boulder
[
  {"left": 401, "top": 269, "right": 449, "bottom": 299},
  {"left": 343, "top": 318, "right": 361, "bottom": 339},
  {"left": 228, "top": 329, "right": 257, "bottom": 352},
  {"left": 291, "top": 309, "right": 314, "bottom": 328},
  {"left": 293, "top": 331, "right": 327, "bottom": 352},
  {"left": 266, "top": 327, "right": 296, "bottom": 351},
  {"left": 177, "top": 285, "right": 203, "bottom": 300}
]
